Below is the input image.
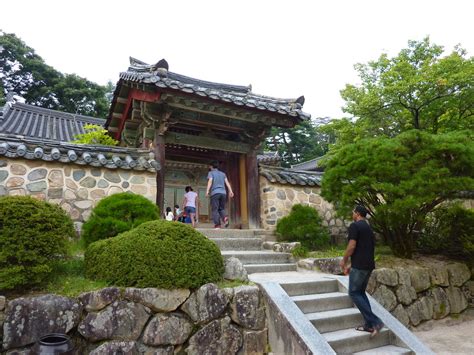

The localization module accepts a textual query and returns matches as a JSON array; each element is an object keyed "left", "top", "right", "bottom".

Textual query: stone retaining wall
[
  {"left": 0, "top": 284, "right": 267, "bottom": 354},
  {"left": 367, "top": 262, "right": 473, "bottom": 328},
  {"left": 260, "top": 177, "right": 348, "bottom": 241},
  {"left": 0, "top": 158, "right": 155, "bottom": 230}
]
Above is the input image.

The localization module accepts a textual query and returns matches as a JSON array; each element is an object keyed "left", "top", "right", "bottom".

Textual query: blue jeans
[{"left": 349, "top": 267, "right": 382, "bottom": 328}]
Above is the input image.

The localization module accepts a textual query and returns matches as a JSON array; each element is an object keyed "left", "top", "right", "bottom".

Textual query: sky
[{"left": 1, "top": 0, "right": 473, "bottom": 119}]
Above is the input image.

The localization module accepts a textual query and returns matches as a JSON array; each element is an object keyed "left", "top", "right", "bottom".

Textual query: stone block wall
[
  {"left": 367, "top": 262, "right": 472, "bottom": 328},
  {"left": 0, "top": 284, "right": 267, "bottom": 354},
  {"left": 0, "top": 158, "right": 155, "bottom": 230},
  {"left": 260, "top": 177, "right": 349, "bottom": 241}
]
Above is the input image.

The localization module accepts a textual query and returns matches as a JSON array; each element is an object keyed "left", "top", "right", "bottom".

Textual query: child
[
  {"left": 165, "top": 207, "right": 174, "bottom": 221},
  {"left": 174, "top": 204, "right": 183, "bottom": 222}
]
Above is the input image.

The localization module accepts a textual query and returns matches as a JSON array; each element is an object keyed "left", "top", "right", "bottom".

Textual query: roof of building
[
  {"left": 290, "top": 156, "right": 324, "bottom": 171},
  {"left": 259, "top": 165, "right": 323, "bottom": 186},
  {"left": 0, "top": 101, "right": 159, "bottom": 171},
  {"left": 117, "top": 57, "right": 311, "bottom": 121},
  {"left": 0, "top": 133, "right": 159, "bottom": 172},
  {"left": 0, "top": 101, "right": 105, "bottom": 142}
]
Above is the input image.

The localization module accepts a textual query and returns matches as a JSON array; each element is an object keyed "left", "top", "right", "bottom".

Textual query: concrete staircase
[
  {"left": 197, "top": 228, "right": 297, "bottom": 274},
  {"left": 280, "top": 279, "right": 413, "bottom": 354}
]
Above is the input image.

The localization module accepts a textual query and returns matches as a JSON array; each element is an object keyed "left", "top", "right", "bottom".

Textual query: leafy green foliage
[
  {"left": 340, "top": 38, "right": 474, "bottom": 139},
  {"left": 72, "top": 124, "right": 118, "bottom": 146},
  {"left": 321, "top": 130, "right": 474, "bottom": 258},
  {"left": 0, "top": 31, "right": 109, "bottom": 117},
  {"left": 276, "top": 204, "right": 330, "bottom": 250},
  {"left": 291, "top": 245, "right": 310, "bottom": 258},
  {"left": 266, "top": 120, "right": 331, "bottom": 167},
  {"left": 85, "top": 220, "right": 224, "bottom": 289},
  {"left": 82, "top": 192, "right": 160, "bottom": 246},
  {"left": 0, "top": 196, "right": 75, "bottom": 290},
  {"left": 417, "top": 204, "right": 474, "bottom": 262},
  {"left": 46, "top": 258, "right": 108, "bottom": 297}
]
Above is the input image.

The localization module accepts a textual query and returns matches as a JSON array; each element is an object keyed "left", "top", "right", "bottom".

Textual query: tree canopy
[
  {"left": 336, "top": 37, "right": 473, "bottom": 145},
  {"left": 265, "top": 119, "right": 332, "bottom": 167},
  {"left": 0, "top": 31, "right": 110, "bottom": 117},
  {"left": 72, "top": 124, "right": 118, "bottom": 146},
  {"left": 321, "top": 130, "right": 474, "bottom": 258}
]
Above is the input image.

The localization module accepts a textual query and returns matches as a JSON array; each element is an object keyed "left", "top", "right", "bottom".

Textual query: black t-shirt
[{"left": 348, "top": 220, "right": 375, "bottom": 270}]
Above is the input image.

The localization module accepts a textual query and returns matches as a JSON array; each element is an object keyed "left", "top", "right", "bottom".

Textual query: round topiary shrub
[
  {"left": 276, "top": 204, "right": 330, "bottom": 250},
  {"left": 0, "top": 196, "right": 74, "bottom": 290},
  {"left": 81, "top": 192, "right": 160, "bottom": 246},
  {"left": 84, "top": 220, "right": 224, "bottom": 289}
]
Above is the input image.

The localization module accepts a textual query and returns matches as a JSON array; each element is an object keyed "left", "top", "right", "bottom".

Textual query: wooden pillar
[
  {"left": 154, "top": 131, "right": 166, "bottom": 213},
  {"left": 228, "top": 154, "right": 241, "bottom": 228},
  {"left": 239, "top": 154, "right": 249, "bottom": 228},
  {"left": 246, "top": 150, "right": 260, "bottom": 229}
]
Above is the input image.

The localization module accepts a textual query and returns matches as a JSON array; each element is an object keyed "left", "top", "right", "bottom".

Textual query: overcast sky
[{"left": 2, "top": 0, "right": 473, "bottom": 119}]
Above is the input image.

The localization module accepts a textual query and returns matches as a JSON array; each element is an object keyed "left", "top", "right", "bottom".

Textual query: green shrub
[
  {"left": 417, "top": 204, "right": 474, "bottom": 262},
  {"left": 82, "top": 192, "right": 159, "bottom": 246},
  {"left": 276, "top": 204, "right": 330, "bottom": 250},
  {"left": 0, "top": 196, "right": 74, "bottom": 290},
  {"left": 291, "top": 245, "right": 309, "bottom": 258},
  {"left": 85, "top": 220, "right": 224, "bottom": 289}
]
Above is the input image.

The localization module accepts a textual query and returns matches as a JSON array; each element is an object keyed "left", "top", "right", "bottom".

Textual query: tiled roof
[
  {"left": 0, "top": 134, "right": 159, "bottom": 172},
  {"left": 259, "top": 165, "right": 323, "bottom": 186},
  {"left": 290, "top": 156, "right": 324, "bottom": 171},
  {"left": 0, "top": 102, "right": 105, "bottom": 142},
  {"left": 118, "top": 58, "right": 310, "bottom": 121},
  {"left": 257, "top": 152, "right": 281, "bottom": 166}
]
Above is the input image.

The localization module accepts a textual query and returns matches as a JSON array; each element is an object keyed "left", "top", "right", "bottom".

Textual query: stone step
[
  {"left": 280, "top": 279, "right": 339, "bottom": 296},
  {"left": 306, "top": 307, "right": 363, "bottom": 333},
  {"left": 197, "top": 228, "right": 265, "bottom": 239},
  {"left": 291, "top": 292, "right": 353, "bottom": 313},
  {"left": 353, "top": 345, "right": 412, "bottom": 354},
  {"left": 222, "top": 251, "right": 292, "bottom": 264},
  {"left": 212, "top": 238, "right": 263, "bottom": 251},
  {"left": 322, "top": 327, "right": 391, "bottom": 354},
  {"left": 244, "top": 263, "right": 297, "bottom": 274}
]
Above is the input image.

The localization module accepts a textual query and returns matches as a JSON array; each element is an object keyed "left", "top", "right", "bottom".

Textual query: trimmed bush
[
  {"left": 85, "top": 220, "right": 224, "bottom": 289},
  {"left": 417, "top": 204, "right": 474, "bottom": 262},
  {"left": 0, "top": 196, "right": 74, "bottom": 290},
  {"left": 276, "top": 204, "right": 330, "bottom": 250},
  {"left": 81, "top": 192, "right": 159, "bottom": 246}
]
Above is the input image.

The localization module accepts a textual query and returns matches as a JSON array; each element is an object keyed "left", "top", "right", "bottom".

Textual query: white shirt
[
  {"left": 184, "top": 191, "right": 198, "bottom": 208},
  {"left": 165, "top": 211, "right": 174, "bottom": 221}
]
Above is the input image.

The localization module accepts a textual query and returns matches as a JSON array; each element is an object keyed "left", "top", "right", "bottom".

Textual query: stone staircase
[
  {"left": 280, "top": 279, "right": 414, "bottom": 354},
  {"left": 197, "top": 228, "right": 297, "bottom": 274}
]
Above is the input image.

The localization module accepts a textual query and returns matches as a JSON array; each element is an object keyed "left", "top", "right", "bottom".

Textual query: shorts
[{"left": 185, "top": 206, "right": 196, "bottom": 214}]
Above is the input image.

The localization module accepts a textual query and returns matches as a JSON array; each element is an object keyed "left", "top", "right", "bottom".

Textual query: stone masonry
[
  {"left": 260, "top": 176, "right": 349, "bottom": 241},
  {"left": 0, "top": 159, "right": 155, "bottom": 228}
]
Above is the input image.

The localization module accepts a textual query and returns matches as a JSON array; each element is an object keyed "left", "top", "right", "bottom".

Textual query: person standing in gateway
[
  {"left": 339, "top": 205, "right": 384, "bottom": 337},
  {"left": 206, "top": 160, "right": 234, "bottom": 229}
]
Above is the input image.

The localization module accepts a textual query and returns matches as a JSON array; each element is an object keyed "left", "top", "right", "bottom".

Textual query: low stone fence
[
  {"left": 0, "top": 284, "right": 267, "bottom": 354},
  {"left": 259, "top": 177, "right": 348, "bottom": 242},
  {"left": 367, "top": 262, "right": 473, "bottom": 328}
]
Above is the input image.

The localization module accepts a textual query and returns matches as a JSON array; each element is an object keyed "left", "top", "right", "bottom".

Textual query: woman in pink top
[{"left": 183, "top": 186, "right": 199, "bottom": 227}]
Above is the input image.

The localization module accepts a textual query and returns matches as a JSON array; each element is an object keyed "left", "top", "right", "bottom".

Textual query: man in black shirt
[{"left": 339, "top": 205, "right": 384, "bottom": 337}]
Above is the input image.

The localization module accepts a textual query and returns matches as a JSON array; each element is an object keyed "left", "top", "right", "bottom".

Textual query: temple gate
[{"left": 106, "top": 58, "right": 309, "bottom": 228}]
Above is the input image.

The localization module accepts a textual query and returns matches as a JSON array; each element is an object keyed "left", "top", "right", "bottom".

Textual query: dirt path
[{"left": 413, "top": 316, "right": 474, "bottom": 354}]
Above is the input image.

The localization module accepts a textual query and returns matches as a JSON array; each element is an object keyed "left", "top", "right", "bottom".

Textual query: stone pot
[{"left": 31, "top": 334, "right": 75, "bottom": 355}]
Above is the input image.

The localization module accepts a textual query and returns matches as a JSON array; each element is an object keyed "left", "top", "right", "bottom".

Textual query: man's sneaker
[
  {"left": 224, "top": 217, "right": 229, "bottom": 228},
  {"left": 214, "top": 225, "right": 221, "bottom": 230}
]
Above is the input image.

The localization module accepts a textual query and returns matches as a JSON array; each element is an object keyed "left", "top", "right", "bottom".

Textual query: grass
[
  {"left": 45, "top": 257, "right": 108, "bottom": 297},
  {"left": 306, "top": 244, "right": 394, "bottom": 261},
  {"left": 216, "top": 279, "right": 254, "bottom": 289}
]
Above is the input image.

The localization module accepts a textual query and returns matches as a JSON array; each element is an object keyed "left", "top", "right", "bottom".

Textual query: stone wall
[
  {"left": 367, "top": 262, "right": 473, "bottom": 328},
  {"left": 0, "top": 284, "right": 267, "bottom": 354},
  {"left": 0, "top": 158, "right": 155, "bottom": 230},
  {"left": 260, "top": 177, "right": 348, "bottom": 241}
]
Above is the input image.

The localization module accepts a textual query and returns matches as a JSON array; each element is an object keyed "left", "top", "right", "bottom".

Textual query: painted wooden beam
[{"left": 165, "top": 132, "right": 251, "bottom": 153}]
